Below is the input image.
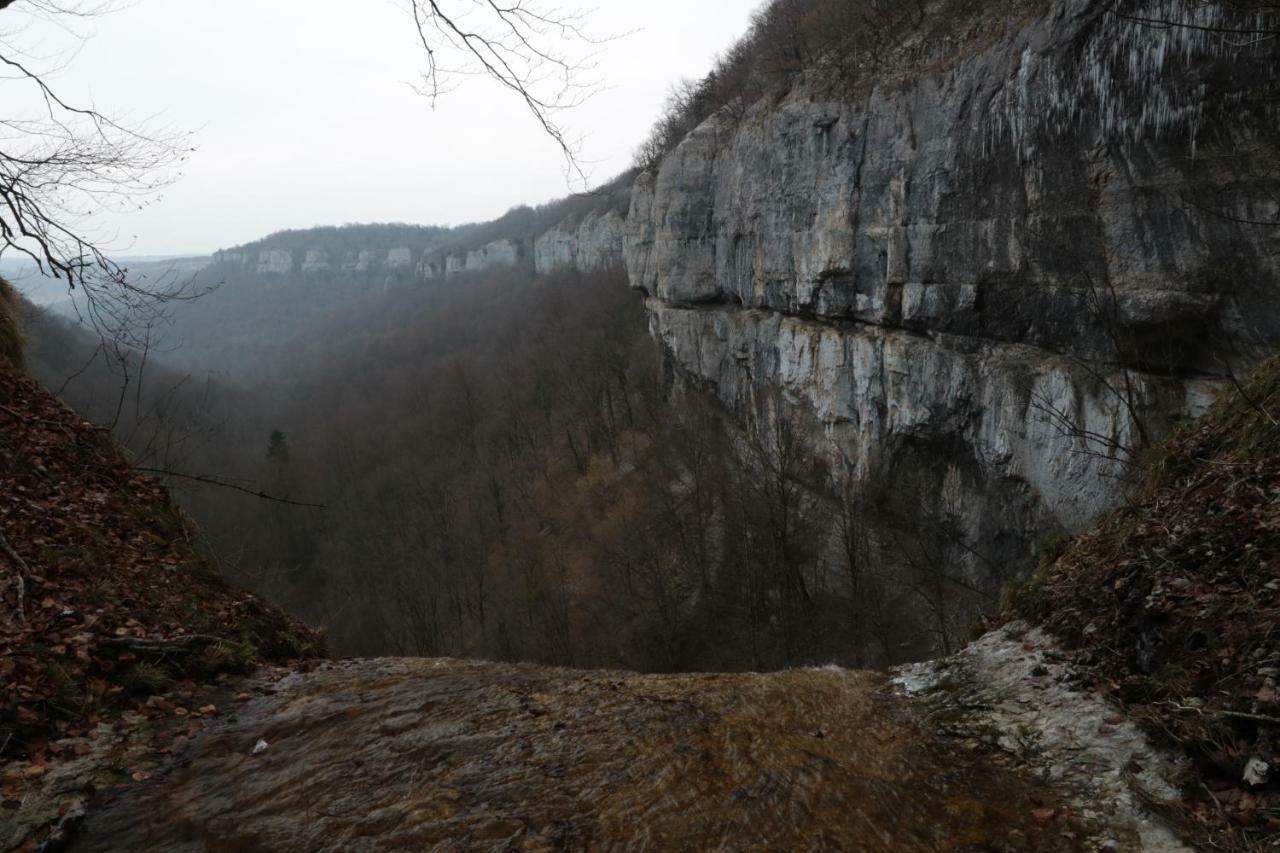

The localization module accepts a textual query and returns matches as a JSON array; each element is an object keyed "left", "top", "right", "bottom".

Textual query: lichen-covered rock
[
  {"left": 895, "top": 624, "right": 1191, "bottom": 852},
  {"left": 647, "top": 299, "right": 1219, "bottom": 538}
]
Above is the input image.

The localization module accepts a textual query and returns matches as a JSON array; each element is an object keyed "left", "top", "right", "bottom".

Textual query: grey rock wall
[
  {"left": 534, "top": 209, "right": 628, "bottom": 274},
  {"left": 256, "top": 250, "right": 294, "bottom": 276},
  {"left": 622, "top": 0, "right": 1280, "bottom": 585},
  {"left": 212, "top": 247, "right": 423, "bottom": 278},
  {"left": 424, "top": 238, "right": 528, "bottom": 280}
]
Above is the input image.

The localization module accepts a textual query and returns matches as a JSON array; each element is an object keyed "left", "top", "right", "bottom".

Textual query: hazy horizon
[{"left": 6, "top": 0, "right": 757, "bottom": 257}]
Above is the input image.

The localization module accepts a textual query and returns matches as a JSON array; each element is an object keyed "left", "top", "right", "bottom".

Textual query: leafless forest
[{"left": 21, "top": 246, "right": 993, "bottom": 670}]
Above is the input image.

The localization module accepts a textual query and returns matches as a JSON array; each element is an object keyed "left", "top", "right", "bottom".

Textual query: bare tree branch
[
  {"left": 1109, "top": 0, "right": 1280, "bottom": 39},
  {"left": 408, "top": 0, "right": 610, "bottom": 186},
  {"left": 0, "top": 0, "right": 197, "bottom": 345},
  {"left": 133, "top": 466, "right": 328, "bottom": 509}
]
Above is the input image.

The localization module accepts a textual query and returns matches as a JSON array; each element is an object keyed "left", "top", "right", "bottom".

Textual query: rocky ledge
[{"left": 49, "top": 629, "right": 1188, "bottom": 852}]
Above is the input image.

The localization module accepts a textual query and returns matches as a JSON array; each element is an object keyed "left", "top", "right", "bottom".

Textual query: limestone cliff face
[
  {"left": 617, "top": 0, "right": 1280, "bottom": 581},
  {"left": 534, "top": 209, "right": 628, "bottom": 274},
  {"left": 423, "top": 238, "right": 529, "bottom": 279},
  {"left": 210, "top": 247, "right": 422, "bottom": 277}
]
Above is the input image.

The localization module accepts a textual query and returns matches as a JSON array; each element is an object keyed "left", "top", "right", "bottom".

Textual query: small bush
[
  {"left": 1000, "top": 567, "right": 1051, "bottom": 622},
  {"left": 122, "top": 662, "right": 174, "bottom": 697},
  {"left": 193, "top": 640, "right": 258, "bottom": 677},
  {"left": 1035, "top": 531, "right": 1072, "bottom": 568}
]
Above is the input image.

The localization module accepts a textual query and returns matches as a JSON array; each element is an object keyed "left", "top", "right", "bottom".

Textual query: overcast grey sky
[{"left": 11, "top": 0, "right": 756, "bottom": 256}]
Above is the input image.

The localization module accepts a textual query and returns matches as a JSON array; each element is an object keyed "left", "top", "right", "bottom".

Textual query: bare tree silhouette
[
  {"left": 0, "top": 1, "right": 196, "bottom": 343},
  {"left": 1, "top": 1, "right": 612, "bottom": 341},
  {"left": 408, "top": 0, "right": 608, "bottom": 185}
]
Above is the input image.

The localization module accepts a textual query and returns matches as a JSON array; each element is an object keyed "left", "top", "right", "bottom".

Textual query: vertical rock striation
[{"left": 618, "top": 0, "right": 1280, "bottom": 584}]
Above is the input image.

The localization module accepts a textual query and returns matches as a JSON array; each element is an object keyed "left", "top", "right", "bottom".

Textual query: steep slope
[
  {"left": 0, "top": 362, "right": 318, "bottom": 851},
  {"left": 1015, "top": 355, "right": 1280, "bottom": 845}
]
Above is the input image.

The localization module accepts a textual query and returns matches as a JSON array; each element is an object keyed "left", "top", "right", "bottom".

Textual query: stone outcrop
[
  {"left": 63, "top": 652, "right": 1175, "bottom": 852},
  {"left": 212, "top": 246, "right": 424, "bottom": 278},
  {"left": 418, "top": 256, "right": 445, "bottom": 279},
  {"left": 534, "top": 208, "right": 627, "bottom": 274},
  {"left": 255, "top": 249, "right": 293, "bottom": 276},
  {"left": 343, "top": 249, "right": 376, "bottom": 273},
  {"left": 300, "top": 249, "right": 330, "bottom": 274},
  {"left": 620, "top": 0, "right": 1280, "bottom": 587},
  {"left": 387, "top": 247, "right": 414, "bottom": 270},
  {"left": 204, "top": 1, "right": 1279, "bottom": 597},
  {"left": 895, "top": 624, "right": 1189, "bottom": 852},
  {"left": 424, "top": 238, "right": 528, "bottom": 280},
  {"left": 208, "top": 250, "right": 247, "bottom": 267}
]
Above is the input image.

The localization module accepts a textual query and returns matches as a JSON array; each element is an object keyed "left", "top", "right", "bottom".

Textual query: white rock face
[
  {"left": 419, "top": 256, "right": 445, "bottom": 280},
  {"left": 895, "top": 624, "right": 1192, "bottom": 852},
  {"left": 300, "top": 250, "right": 330, "bottom": 274},
  {"left": 444, "top": 254, "right": 467, "bottom": 276},
  {"left": 341, "top": 250, "right": 377, "bottom": 273},
  {"left": 620, "top": 0, "right": 1280, "bottom": 582},
  {"left": 427, "top": 239, "right": 526, "bottom": 280},
  {"left": 534, "top": 210, "right": 627, "bottom": 275},
  {"left": 215, "top": 244, "right": 428, "bottom": 278},
  {"left": 256, "top": 250, "right": 294, "bottom": 276},
  {"left": 648, "top": 299, "right": 1217, "bottom": 536},
  {"left": 211, "top": 251, "right": 247, "bottom": 267},
  {"left": 465, "top": 239, "right": 520, "bottom": 272}
]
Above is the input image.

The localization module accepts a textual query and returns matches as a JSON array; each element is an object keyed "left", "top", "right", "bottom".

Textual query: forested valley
[
  {"left": 4, "top": 0, "right": 1010, "bottom": 675},
  {"left": 18, "top": 230, "right": 958, "bottom": 673}
]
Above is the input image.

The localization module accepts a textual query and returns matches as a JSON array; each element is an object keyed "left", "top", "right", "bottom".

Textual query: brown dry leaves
[
  {"left": 0, "top": 366, "right": 318, "bottom": 849},
  {"left": 1031, "top": 356, "right": 1280, "bottom": 847}
]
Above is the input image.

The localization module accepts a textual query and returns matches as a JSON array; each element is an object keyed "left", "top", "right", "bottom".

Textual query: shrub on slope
[
  {"left": 1015, "top": 355, "right": 1280, "bottom": 845},
  {"left": 0, "top": 365, "right": 319, "bottom": 765}
]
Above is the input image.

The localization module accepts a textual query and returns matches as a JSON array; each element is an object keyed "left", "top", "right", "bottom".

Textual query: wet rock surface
[
  {"left": 897, "top": 624, "right": 1192, "bottom": 852},
  {"left": 64, "top": 656, "right": 1145, "bottom": 852}
]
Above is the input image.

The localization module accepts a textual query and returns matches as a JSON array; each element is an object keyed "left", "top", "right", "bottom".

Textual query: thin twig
[
  {"left": 99, "top": 634, "right": 226, "bottom": 652},
  {"left": 1164, "top": 700, "right": 1280, "bottom": 727},
  {"left": 133, "top": 466, "right": 327, "bottom": 509},
  {"left": 0, "top": 527, "right": 33, "bottom": 623}
]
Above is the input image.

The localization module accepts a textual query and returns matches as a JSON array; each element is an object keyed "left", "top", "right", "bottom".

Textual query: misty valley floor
[{"left": 63, "top": 630, "right": 1184, "bottom": 852}]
